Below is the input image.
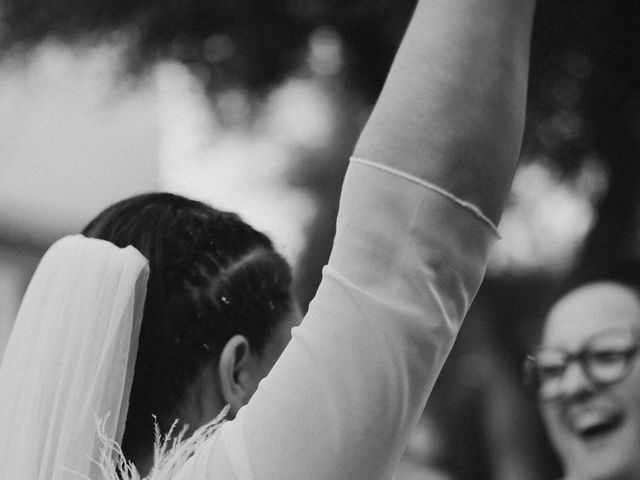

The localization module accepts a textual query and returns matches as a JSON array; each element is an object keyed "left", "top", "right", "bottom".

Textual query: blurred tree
[
  {"left": 0, "top": 0, "right": 415, "bottom": 100},
  {"left": 0, "top": 0, "right": 416, "bottom": 304},
  {"left": 4, "top": 0, "right": 638, "bottom": 286},
  {"left": 526, "top": 1, "right": 640, "bottom": 278}
]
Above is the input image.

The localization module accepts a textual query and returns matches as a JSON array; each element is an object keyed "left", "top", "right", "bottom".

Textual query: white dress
[{"left": 174, "top": 157, "right": 497, "bottom": 480}]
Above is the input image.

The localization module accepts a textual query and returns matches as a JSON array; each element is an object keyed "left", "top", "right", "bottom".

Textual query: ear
[{"left": 218, "top": 335, "right": 255, "bottom": 416}]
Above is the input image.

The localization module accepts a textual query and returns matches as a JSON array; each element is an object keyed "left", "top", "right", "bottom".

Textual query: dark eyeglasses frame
[{"left": 523, "top": 334, "right": 640, "bottom": 398}]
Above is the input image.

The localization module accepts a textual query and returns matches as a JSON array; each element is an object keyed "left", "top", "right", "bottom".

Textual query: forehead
[{"left": 542, "top": 282, "right": 640, "bottom": 349}]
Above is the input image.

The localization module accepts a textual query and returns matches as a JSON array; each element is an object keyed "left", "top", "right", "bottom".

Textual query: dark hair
[{"left": 82, "top": 192, "right": 294, "bottom": 461}]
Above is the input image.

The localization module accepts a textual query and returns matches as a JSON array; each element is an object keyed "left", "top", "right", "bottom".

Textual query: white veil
[{"left": 0, "top": 235, "right": 149, "bottom": 480}]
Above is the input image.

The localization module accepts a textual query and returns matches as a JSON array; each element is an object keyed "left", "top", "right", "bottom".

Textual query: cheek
[
  {"left": 627, "top": 364, "right": 640, "bottom": 399},
  {"left": 253, "top": 318, "right": 297, "bottom": 384},
  {"left": 257, "top": 334, "right": 289, "bottom": 380},
  {"left": 540, "top": 402, "right": 559, "bottom": 426},
  {"left": 617, "top": 370, "right": 640, "bottom": 422},
  {"left": 540, "top": 402, "right": 567, "bottom": 443}
]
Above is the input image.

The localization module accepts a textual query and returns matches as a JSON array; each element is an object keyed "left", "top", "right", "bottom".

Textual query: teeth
[{"left": 571, "top": 411, "right": 613, "bottom": 432}]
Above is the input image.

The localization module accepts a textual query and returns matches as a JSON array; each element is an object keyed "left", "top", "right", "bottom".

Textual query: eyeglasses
[{"left": 523, "top": 329, "right": 640, "bottom": 401}]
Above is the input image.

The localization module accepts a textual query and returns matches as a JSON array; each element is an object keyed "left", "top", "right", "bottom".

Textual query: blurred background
[{"left": 1, "top": 1, "right": 639, "bottom": 478}]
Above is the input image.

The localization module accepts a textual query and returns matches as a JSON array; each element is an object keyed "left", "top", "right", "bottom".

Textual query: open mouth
[{"left": 571, "top": 410, "right": 624, "bottom": 441}]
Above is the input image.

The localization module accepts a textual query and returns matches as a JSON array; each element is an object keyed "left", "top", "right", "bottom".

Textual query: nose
[{"left": 557, "top": 360, "right": 594, "bottom": 398}]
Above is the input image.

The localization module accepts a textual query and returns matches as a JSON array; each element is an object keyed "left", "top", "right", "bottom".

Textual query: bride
[{"left": 0, "top": 1, "right": 536, "bottom": 478}]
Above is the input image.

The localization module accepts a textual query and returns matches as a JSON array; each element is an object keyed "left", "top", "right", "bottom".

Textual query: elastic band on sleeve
[{"left": 350, "top": 156, "right": 501, "bottom": 238}]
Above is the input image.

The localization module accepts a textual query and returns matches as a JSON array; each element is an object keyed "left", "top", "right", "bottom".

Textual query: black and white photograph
[{"left": 1, "top": 1, "right": 639, "bottom": 479}]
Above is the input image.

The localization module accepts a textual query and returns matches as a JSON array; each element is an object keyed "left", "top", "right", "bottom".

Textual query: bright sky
[
  {"left": 0, "top": 44, "right": 159, "bottom": 242},
  {"left": 155, "top": 62, "right": 322, "bottom": 266},
  {"left": 0, "top": 43, "right": 320, "bottom": 267}
]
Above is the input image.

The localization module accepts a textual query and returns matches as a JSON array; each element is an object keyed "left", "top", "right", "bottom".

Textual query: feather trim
[{"left": 86, "top": 405, "right": 230, "bottom": 480}]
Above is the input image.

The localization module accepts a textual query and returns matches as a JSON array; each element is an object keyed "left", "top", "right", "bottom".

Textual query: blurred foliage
[
  {"left": 0, "top": 0, "right": 415, "bottom": 99},
  {"left": 2, "top": 0, "right": 638, "bottom": 268},
  {"left": 526, "top": 1, "right": 640, "bottom": 277}
]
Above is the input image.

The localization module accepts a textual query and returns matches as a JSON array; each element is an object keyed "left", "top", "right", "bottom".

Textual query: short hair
[{"left": 82, "top": 192, "right": 294, "bottom": 461}]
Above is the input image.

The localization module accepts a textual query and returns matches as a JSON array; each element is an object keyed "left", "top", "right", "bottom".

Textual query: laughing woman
[{"left": 525, "top": 261, "right": 640, "bottom": 480}]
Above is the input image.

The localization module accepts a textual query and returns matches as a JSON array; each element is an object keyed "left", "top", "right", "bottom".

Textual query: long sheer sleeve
[{"left": 175, "top": 156, "right": 497, "bottom": 480}]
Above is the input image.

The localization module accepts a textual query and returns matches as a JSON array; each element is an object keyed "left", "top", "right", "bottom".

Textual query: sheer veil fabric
[{"left": 0, "top": 235, "right": 149, "bottom": 480}]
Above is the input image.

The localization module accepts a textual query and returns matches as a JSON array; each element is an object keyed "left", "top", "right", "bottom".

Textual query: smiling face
[{"left": 540, "top": 282, "right": 640, "bottom": 480}]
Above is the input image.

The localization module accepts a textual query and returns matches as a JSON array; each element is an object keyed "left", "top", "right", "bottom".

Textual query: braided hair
[{"left": 82, "top": 192, "right": 294, "bottom": 462}]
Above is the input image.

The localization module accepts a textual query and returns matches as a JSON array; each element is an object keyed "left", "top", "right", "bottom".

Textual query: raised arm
[
  {"left": 177, "top": 2, "right": 536, "bottom": 479},
  {"left": 356, "top": 0, "right": 535, "bottom": 223}
]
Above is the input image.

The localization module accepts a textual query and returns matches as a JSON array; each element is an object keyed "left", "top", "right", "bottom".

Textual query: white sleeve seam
[{"left": 349, "top": 156, "right": 501, "bottom": 238}]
